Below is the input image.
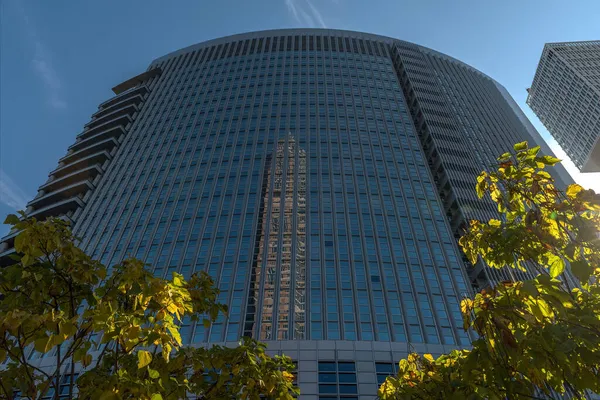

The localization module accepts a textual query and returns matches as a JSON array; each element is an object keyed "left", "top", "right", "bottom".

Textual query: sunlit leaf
[
  {"left": 513, "top": 141, "right": 528, "bottom": 151},
  {"left": 137, "top": 350, "right": 152, "bottom": 369},
  {"left": 547, "top": 253, "right": 565, "bottom": 278}
]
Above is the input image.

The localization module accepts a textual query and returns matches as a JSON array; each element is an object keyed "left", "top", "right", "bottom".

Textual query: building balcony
[
  {"left": 28, "top": 180, "right": 93, "bottom": 210},
  {"left": 0, "top": 247, "right": 17, "bottom": 267},
  {"left": 40, "top": 164, "right": 102, "bottom": 193},
  {"left": 0, "top": 228, "right": 20, "bottom": 248},
  {"left": 84, "top": 104, "right": 138, "bottom": 130},
  {"left": 111, "top": 68, "right": 161, "bottom": 95},
  {"left": 27, "top": 197, "right": 84, "bottom": 222},
  {"left": 78, "top": 114, "right": 132, "bottom": 141},
  {"left": 92, "top": 93, "right": 144, "bottom": 119},
  {"left": 99, "top": 85, "right": 148, "bottom": 109},
  {"left": 61, "top": 137, "right": 117, "bottom": 166},
  {"left": 69, "top": 125, "right": 125, "bottom": 153},
  {"left": 50, "top": 150, "right": 111, "bottom": 179}
]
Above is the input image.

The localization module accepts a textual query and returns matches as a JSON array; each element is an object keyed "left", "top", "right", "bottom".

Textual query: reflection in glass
[{"left": 244, "top": 134, "right": 306, "bottom": 340}]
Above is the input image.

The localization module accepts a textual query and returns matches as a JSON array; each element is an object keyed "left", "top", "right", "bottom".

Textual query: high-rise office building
[
  {"left": 527, "top": 40, "right": 600, "bottom": 172},
  {"left": 1, "top": 29, "right": 572, "bottom": 398}
]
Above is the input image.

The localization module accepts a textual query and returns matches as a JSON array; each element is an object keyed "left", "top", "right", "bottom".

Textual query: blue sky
[{"left": 1, "top": 0, "right": 599, "bottom": 232}]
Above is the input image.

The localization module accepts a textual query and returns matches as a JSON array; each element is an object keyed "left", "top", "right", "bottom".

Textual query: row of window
[{"left": 74, "top": 39, "right": 471, "bottom": 344}]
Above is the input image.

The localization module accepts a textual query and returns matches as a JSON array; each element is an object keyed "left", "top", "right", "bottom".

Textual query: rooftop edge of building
[
  {"left": 544, "top": 40, "right": 600, "bottom": 48},
  {"left": 148, "top": 28, "right": 497, "bottom": 84}
]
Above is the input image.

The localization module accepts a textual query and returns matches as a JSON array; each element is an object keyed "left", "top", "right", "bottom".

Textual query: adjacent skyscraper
[
  {"left": 1, "top": 29, "right": 572, "bottom": 398},
  {"left": 527, "top": 40, "right": 600, "bottom": 172}
]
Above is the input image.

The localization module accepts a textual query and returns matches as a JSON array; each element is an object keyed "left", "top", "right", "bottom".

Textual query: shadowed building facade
[{"left": 1, "top": 29, "right": 572, "bottom": 399}]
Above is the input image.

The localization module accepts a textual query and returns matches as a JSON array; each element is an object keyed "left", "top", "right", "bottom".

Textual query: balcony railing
[
  {"left": 92, "top": 93, "right": 144, "bottom": 119},
  {"left": 69, "top": 125, "right": 125, "bottom": 153},
  {"left": 40, "top": 164, "right": 102, "bottom": 193},
  {"left": 27, "top": 180, "right": 93, "bottom": 209},
  {"left": 78, "top": 114, "right": 132, "bottom": 141},
  {"left": 84, "top": 104, "right": 138, "bottom": 131},
  {"left": 50, "top": 150, "right": 111, "bottom": 179},
  {"left": 61, "top": 137, "right": 118, "bottom": 166},
  {"left": 28, "top": 197, "right": 84, "bottom": 221}
]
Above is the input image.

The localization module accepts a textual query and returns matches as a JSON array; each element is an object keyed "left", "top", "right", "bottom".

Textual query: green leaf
[
  {"left": 526, "top": 146, "right": 541, "bottom": 158},
  {"left": 521, "top": 280, "right": 539, "bottom": 297},
  {"left": 82, "top": 353, "right": 93, "bottom": 367},
  {"left": 539, "top": 155, "right": 561, "bottom": 166},
  {"left": 34, "top": 336, "right": 54, "bottom": 354},
  {"left": 570, "top": 260, "right": 592, "bottom": 284},
  {"left": 3, "top": 214, "right": 20, "bottom": 225},
  {"left": 203, "top": 318, "right": 211, "bottom": 328},
  {"left": 497, "top": 152, "right": 511, "bottom": 161},
  {"left": 14, "top": 234, "right": 25, "bottom": 253},
  {"left": 148, "top": 367, "right": 160, "bottom": 379},
  {"left": 151, "top": 394, "right": 163, "bottom": 400},
  {"left": 547, "top": 254, "right": 565, "bottom": 278},
  {"left": 513, "top": 141, "right": 528, "bottom": 151},
  {"left": 99, "top": 391, "right": 119, "bottom": 400},
  {"left": 137, "top": 350, "right": 152, "bottom": 369},
  {"left": 476, "top": 182, "right": 490, "bottom": 200}
]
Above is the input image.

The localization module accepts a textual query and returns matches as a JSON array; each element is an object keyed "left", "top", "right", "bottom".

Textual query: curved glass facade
[
  {"left": 75, "top": 32, "right": 469, "bottom": 346},
  {"left": 46, "top": 29, "right": 569, "bottom": 398}
]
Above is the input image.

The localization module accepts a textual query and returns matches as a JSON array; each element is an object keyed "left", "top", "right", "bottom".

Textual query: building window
[
  {"left": 318, "top": 361, "right": 358, "bottom": 398},
  {"left": 375, "top": 362, "right": 397, "bottom": 385}
]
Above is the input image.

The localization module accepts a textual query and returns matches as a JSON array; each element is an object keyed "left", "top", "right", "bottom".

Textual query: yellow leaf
[
  {"left": 488, "top": 219, "right": 501, "bottom": 228},
  {"left": 537, "top": 298, "right": 554, "bottom": 319},
  {"left": 172, "top": 273, "right": 184, "bottom": 287},
  {"left": 399, "top": 359, "right": 409, "bottom": 373},
  {"left": 423, "top": 353, "right": 434, "bottom": 362},
  {"left": 283, "top": 371, "right": 294, "bottom": 381},
  {"left": 162, "top": 343, "right": 172, "bottom": 362},
  {"left": 460, "top": 298, "right": 473, "bottom": 315},
  {"left": 167, "top": 324, "right": 182, "bottom": 346},
  {"left": 137, "top": 350, "right": 152, "bottom": 369},
  {"left": 566, "top": 184, "right": 584, "bottom": 199},
  {"left": 378, "top": 379, "right": 397, "bottom": 398}
]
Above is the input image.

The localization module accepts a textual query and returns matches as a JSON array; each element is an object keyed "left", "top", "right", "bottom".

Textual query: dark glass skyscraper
[{"left": 1, "top": 29, "right": 572, "bottom": 398}]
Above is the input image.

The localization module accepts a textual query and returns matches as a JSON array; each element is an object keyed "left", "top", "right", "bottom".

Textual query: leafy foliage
[
  {"left": 379, "top": 142, "right": 600, "bottom": 399},
  {"left": 0, "top": 213, "right": 298, "bottom": 399}
]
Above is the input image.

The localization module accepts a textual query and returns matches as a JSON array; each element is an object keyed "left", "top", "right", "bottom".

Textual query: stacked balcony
[
  {"left": 23, "top": 89, "right": 145, "bottom": 223},
  {"left": 0, "top": 68, "right": 162, "bottom": 263}
]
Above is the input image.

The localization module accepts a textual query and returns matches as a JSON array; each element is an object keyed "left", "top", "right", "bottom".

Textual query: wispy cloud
[
  {"left": 285, "top": 0, "right": 327, "bottom": 28},
  {"left": 306, "top": 0, "right": 327, "bottom": 28},
  {"left": 15, "top": 2, "right": 67, "bottom": 110},
  {"left": 545, "top": 136, "right": 600, "bottom": 192},
  {"left": 0, "top": 169, "right": 31, "bottom": 210},
  {"left": 285, "top": 0, "right": 300, "bottom": 23}
]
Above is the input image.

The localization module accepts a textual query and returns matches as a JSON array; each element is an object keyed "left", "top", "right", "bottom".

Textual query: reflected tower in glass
[{"left": 1, "top": 29, "right": 572, "bottom": 398}]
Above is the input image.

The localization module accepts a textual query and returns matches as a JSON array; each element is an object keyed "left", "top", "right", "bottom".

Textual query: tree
[
  {"left": 0, "top": 213, "right": 298, "bottom": 399},
  {"left": 379, "top": 142, "right": 600, "bottom": 399}
]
